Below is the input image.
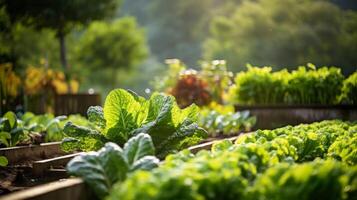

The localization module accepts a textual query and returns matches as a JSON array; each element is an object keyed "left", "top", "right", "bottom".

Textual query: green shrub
[
  {"left": 340, "top": 71, "right": 357, "bottom": 104},
  {"left": 229, "top": 65, "right": 346, "bottom": 105}
]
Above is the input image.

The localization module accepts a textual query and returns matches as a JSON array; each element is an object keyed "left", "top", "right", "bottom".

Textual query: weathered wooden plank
[
  {"left": 0, "top": 142, "right": 63, "bottom": 165},
  {"left": 188, "top": 136, "right": 240, "bottom": 153},
  {"left": 32, "top": 153, "right": 83, "bottom": 176},
  {"left": 0, "top": 178, "right": 90, "bottom": 200}
]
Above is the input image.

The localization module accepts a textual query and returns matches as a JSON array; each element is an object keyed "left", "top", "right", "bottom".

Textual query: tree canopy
[
  {"left": 203, "top": 0, "right": 357, "bottom": 73},
  {"left": 76, "top": 17, "right": 147, "bottom": 86},
  {"left": 1, "top": 0, "right": 121, "bottom": 76}
]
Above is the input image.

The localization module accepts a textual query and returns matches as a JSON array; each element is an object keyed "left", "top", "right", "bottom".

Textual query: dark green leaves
[
  {"left": 61, "top": 122, "right": 108, "bottom": 152},
  {"left": 87, "top": 106, "right": 106, "bottom": 131},
  {"left": 0, "top": 111, "right": 25, "bottom": 147},
  {"left": 67, "top": 133, "right": 159, "bottom": 199},
  {"left": 64, "top": 88, "right": 206, "bottom": 158},
  {"left": 123, "top": 133, "right": 155, "bottom": 166}
]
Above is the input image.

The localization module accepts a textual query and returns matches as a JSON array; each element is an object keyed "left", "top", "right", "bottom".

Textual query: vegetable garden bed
[
  {"left": 235, "top": 104, "right": 357, "bottom": 129},
  {"left": 0, "top": 142, "right": 78, "bottom": 195},
  {"left": 0, "top": 135, "right": 242, "bottom": 200}
]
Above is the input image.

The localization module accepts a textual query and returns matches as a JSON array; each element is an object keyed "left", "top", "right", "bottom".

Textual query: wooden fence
[
  {"left": 26, "top": 94, "right": 101, "bottom": 116},
  {"left": 54, "top": 94, "right": 101, "bottom": 116}
]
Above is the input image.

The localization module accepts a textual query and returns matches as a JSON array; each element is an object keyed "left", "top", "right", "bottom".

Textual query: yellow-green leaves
[
  {"left": 63, "top": 88, "right": 206, "bottom": 157},
  {"left": 229, "top": 65, "right": 345, "bottom": 105},
  {"left": 104, "top": 89, "right": 206, "bottom": 158},
  {"left": 61, "top": 122, "right": 108, "bottom": 152},
  {"left": 3, "top": 111, "right": 17, "bottom": 131},
  {"left": 104, "top": 89, "right": 146, "bottom": 144},
  {"left": 0, "top": 156, "right": 8, "bottom": 167},
  {"left": 107, "top": 121, "right": 357, "bottom": 200}
]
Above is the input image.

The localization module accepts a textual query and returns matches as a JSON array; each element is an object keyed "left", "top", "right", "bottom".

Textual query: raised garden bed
[
  {"left": 235, "top": 104, "right": 357, "bottom": 129},
  {"left": 0, "top": 135, "right": 244, "bottom": 200},
  {"left": 0, "top": 142, "right": 77, "bottom": 195}
]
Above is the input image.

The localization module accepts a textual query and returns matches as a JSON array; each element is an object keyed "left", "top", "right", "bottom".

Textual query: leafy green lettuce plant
[
  {"left": 62, "top": 89, "right": 207, "bottom": 158},
  {"left": 250, "top": 160, "right": 356, "bottom": 200},
  {"left": 106, "top": 121, "right": 357, "bottom": 200},
  {"left": 0, "top": 111, "right": 26, "bottom": 147},
  {"left": 199, "top": 109, "right": 256, "bottom": 136},
  {"left": 340, "top": 71, "right": 357, "bottom": 104},
  {"left": 229, "top": 65, "right": 345, "bottom": 105},
  {"left": 67, "top": 133, "right": 159, "bottom": 199}
]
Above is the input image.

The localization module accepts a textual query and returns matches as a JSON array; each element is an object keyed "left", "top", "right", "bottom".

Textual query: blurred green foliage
[
  {"left": 204, "top": 0, "right": 357, "bottom": 73},
  {"left": 75, "top": 17, "right": 147, "bottom": 87},
  {"left": 148, "top": 0, "right": 212, "bottom": 66},
  {"left": 0, "top": 8, "right": 60, "bottom": 71},
  {"left": 340, "top": 71, "right": 357, "bottom": 104},
  {"left": 0, "top": 0, "right": 357, "bottom": 99},
  {"left": 1, "top": 0, "right": 121, "bottom": 73},
  {"left": 199, "top": 103, "right": 256, "bottom": 136},
  {"left": 152, "top": 60, "right": 234, "bottom": 107}
]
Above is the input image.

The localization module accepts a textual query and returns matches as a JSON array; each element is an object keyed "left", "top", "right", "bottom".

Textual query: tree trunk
[{"left": 58, "top": 31, "right": 72, "bottom": 93}]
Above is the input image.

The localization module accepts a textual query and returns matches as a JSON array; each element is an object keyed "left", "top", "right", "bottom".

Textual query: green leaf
[
  {"left": 67, "top": 134, "right": 159, "bottom": 199},
  {"left": 10, "top": 128, "right": 24, "bottom": 146},
  {"left": 87, "top": 106, "right": 106, "bottom": 131},
  {"left": 211, "top": 139, "right": 233, "bottom": 153},
  {"left": 4, "top": 111, "right": 17, "bottom": 130},
  {"left": 103, "top": 89, "right": 147, "bottom": 144},
  {"left": 0, "top": 118, "right": 11, "bottom": 132},
  {"left": 131, "top": 155, "right": 159, "bottom": 171},
  {"left": 0, "top": 131, "right": 11, "bottom": 147},
  {"left": 62, "top": 122, "right": 108, "bottom": 152},
  {"left": 123, "top": 133, "right": 156, "bottom": 166},
  {"left": 0, "top": 156, "right": 8, "bottom": 167},
  {"left": 131, "top": 93, "right": 206, "bottom": 158},
  {"left": 67, "top": 142, "right": 128, "bottom": 198}
]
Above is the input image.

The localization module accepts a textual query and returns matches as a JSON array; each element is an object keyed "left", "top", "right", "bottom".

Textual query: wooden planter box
[
  {"left": 0, "top": 143, "right": 80, "bottom": 195},
  {"left": 235, "top": 104, "right": 357, "bottom": 129},
  {"left": 0, "top": 135, "right": 245, "bottom": 200}
]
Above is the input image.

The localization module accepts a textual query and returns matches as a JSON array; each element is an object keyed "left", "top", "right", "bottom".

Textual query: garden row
[
  {"left": 229, "top": 65, "right": 357, "bottom": 105},
  {"left": 156, "top": 61, "right": 357, "bottom": 107},
  {"left": 0, "top": 88, "right": 255, "bottom": 195},
  {"left": 157, "top": 61, "right": 357, "bottom": 129},
  {"left": 90, "top": 120, "right": 357, "bottom": 200},
  {"left": 3, "top": 119, "right": 354, "bottom": 200}
]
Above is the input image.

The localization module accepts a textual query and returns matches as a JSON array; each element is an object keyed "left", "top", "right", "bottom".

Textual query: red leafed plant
[{"left": 170, "top": 70, "right": 211, "bottom": 108}]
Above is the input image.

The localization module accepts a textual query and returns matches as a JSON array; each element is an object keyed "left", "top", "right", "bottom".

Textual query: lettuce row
[
  {"left": 236, "top": 120, "right": 357, "bottom": 165},
  {"left": 62, "top": 89, "right": 206, "bottom": 158},
  {"left": 107, "top": 120, "right": 357, "bottom": 200},
  {"left": 66, "top": 133, "right": 159, "bottom": 199}
]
